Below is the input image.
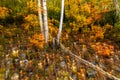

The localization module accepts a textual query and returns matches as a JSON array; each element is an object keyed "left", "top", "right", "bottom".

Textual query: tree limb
[{"left": 59, "top": 43, "right": 120, "bottom": 80}]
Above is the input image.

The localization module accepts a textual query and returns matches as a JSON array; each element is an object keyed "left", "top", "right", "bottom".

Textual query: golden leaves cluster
[
  {"left": 0, "top": 25, "right": 3, "bottom": 29},
  {"left": 65, "top": 0, "right": 112, "bottom": 34},
  {"left": 81, "top": 3, "right": 91, "bottom": 14},
  {"left": 84, "top": 17, "right": 93, "bottom": 25},
  {"left": 48, "top": 19, "right": 58, "bottom": 40},
  {"left": 26, "top": 0, "right": 38, "bottom": 13},
  {"left": 0, "top": 7, "right": 11, "bottom": 19},
  {"left": 91, "top": 25, "right": 105, "bottom": 40},
  {"left": 91, "top": 42, "right": 114, "bottom": 57},
  {"left": 29, "top": 33, "right": 44, "bottom": 49},
  {"left": 22, "top": 14, "right": 39, "bottom": 30}
]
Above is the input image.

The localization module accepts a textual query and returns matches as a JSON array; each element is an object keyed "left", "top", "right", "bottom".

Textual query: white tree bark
[
  {"left": 43, "top": 0, "right": 49, "bottom": 43},
  {"left": 38, "top": 0, "right": 44, "bottom": 35},
  {"left": 113, "top": 0, "right": 120, "bottom": 15},
  {"left": 57, "top": 0, "right": 65, "bottom": 44}
]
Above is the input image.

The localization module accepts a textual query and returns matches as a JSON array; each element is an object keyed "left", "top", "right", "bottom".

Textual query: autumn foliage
[
  {"left": 29, "top": 33, "right": 45, "bottom": 49},
  {"left": 91, "top": 42, "right": 114, "bottom": 57},
  {"left": 22, "top": 14, "right": 39, "bottom": 30},
  {"left": 0, "top": 0, "right": 120, "bottom": 80}
]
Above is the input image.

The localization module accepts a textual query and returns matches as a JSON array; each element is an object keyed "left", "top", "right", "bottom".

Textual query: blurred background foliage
[{"left": 0, "top": 0, "right": 120, "bottom": 48}]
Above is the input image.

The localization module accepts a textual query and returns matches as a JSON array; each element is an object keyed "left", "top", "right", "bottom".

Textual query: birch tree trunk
[
  {"left": 113, "top": 0, "right": 120, "bottom": 16},
  {"left": 38, "top": 0, "right": 44, "bottom": 35},
  {"left": 43, "top": 0, "right": 49, "bottom": 43},
  {"left": 57, "top": 0, "right": 65, "bottom": 44}
]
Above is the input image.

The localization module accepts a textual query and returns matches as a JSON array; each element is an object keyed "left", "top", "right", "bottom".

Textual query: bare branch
[{"left": 59, "top": 43, "right": 120, "bottom": 80}]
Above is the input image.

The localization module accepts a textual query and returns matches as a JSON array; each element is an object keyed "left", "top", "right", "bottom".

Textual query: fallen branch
[{"left": 59, "top": 43, "right": 120, "bottom": 80}]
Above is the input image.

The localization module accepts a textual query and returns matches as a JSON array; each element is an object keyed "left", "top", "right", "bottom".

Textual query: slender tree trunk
[
  {"left": 113, "top": 0, "right": 120, "bottom": 16},
  {"left": 38, "top": 0, "right": 44, "bottom": 35},
  {"left": 43, "top": 0, "right": 49, "bottom": 43},
  {"left": 57, "top": 0, "right": 65, "bottom": 44}
]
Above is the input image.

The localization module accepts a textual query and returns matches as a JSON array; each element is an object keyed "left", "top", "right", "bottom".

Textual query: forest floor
[{"left": 0, "top": 33, "right": 120, "bottom": 80}]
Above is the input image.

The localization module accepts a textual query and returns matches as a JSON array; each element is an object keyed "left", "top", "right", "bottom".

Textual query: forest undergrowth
[
  {"left": 0, "top": 0, "right": 120, "bottom": 80},
  {"left": 0, "top": 32, "right": 120, "bottom": 80}
]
